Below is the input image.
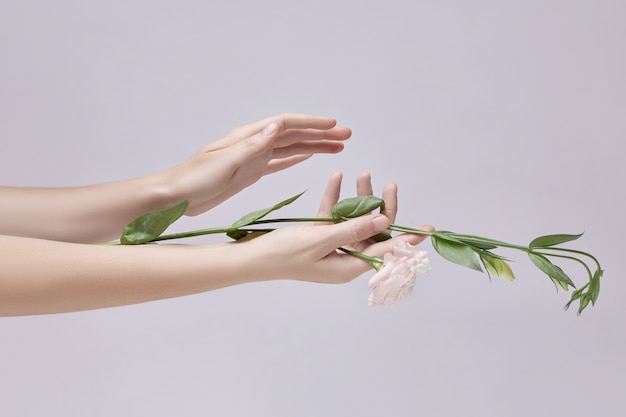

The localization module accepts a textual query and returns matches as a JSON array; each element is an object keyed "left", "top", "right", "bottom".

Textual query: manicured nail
[
  {"left": 372, "top": 214, "right": 389, "bottom": 231},
  {"left": 264, "top": 122, "right": 277, "bottom": 137}
]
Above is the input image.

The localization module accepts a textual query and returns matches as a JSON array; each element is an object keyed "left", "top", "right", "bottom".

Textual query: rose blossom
[{"left": 367, "top": 241, "right": 431, "bottom": 307}]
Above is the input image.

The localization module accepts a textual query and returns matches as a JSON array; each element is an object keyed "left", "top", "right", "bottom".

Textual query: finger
[
  {"left": 270, "top": 140, "right": 344, "bottom": 160},
  {"left": 356, "top": 171, "right": 374, "bottom": 196},
  {"left": 275, "top": 126, "right": 352, "bottom": 147},
  {"left": 317, "top": 172, "right": 343, "bottom": 219},
  {"left": 322, "top": 214, "right": 390, "bottom": 254},
  {"left": 265, "top": 154, "right": 313, "bottom": 175},
  {"left": 227, "top": 113, "right": 340, "bottom": 141},
  {"left": 380, "top": 182, "right": 398, "bottom": 224},
  {"left": 205, "top": 117, "right": 349, "bottom": 155},
  {"left": 280, "top": 114, "right": 338, "bottom": 131},
  {"left": 216, "top": 122, "right": 278, "bottom": 168},
  {"left": 316, "top": 223, "right": 435, "bottom": 284},
  {"left": 355, "top": 224, "right": 434, "bottom": 255}
]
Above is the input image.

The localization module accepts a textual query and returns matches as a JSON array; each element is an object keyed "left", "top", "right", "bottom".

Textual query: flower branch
[{"left": 112, "top": 192, "right": 603, "bottom": 314}]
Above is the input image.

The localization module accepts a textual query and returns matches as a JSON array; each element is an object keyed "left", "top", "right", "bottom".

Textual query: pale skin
[
  {"left": 0, "top": 113, "right": 433, "bottom": 316},
  {"left": 0, "top": 113, "right": 352, "bottom": 243}
]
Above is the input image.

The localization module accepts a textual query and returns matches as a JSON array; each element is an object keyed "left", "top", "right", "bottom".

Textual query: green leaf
[
  {"left": 231, "top": 231, "right": 270, "bottom": 242},
  {"left": 564, "top": 288, "right": 584, "bottom": 311},
  {"left": 549, "top": 275, "right": 570, "bottom": 291},
  {"left": 480, "top": 253, "right": 515, "bottom": 281},
  {"left": 226, "top": 230, "right": 249, "bottom": 240},
  {"left": 120, "top": 200, "right": 189, "bottom": 245},
  {"left": 588, "top": 269, "right": 603, "bottom": 305},
  {"left": 332, "top": 195, "right": 384, "bottom": 220},
  {"left": 529, "top": 233, "right": 583, "bottom": 249},
  {"left": 230, "top": 192, "right": 305, "bottom": 229},
  {"left": 369, "top": 231, "right": 392, "bottom": 242},
  {"left": 542, "top": 263, "right": 569, "bottom": 291},
  {"left": 578, "top": 294, "right": 591, "bottom": 314},
  {"left": 528, "top": 252, "right": 576, "bottom": 288},
  {"left": 431, "top": 236, "right": 483, "bottom": 272}
]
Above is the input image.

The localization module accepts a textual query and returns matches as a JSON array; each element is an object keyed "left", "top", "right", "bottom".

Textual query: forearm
[
  {"left": 0, "top": 192, "right": 427, "bottom": 316},
  {"left": 0, "top": 234, "right": 257, "bottom": 316},
  {"left": 0, "top": 114, "right": 351, "bottom": 242},
  {"left": 0, "top": 172, "right": 177, "bottom": 243}
]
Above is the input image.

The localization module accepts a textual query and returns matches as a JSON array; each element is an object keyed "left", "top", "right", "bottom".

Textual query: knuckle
[
  {"left": 228, "top": 126, "right": 243, "bottom": 137},
  {"left": 350, "top": 220, "right": 369, "bottom": 243},
  {"left": 243, "top": 135, "right": 264, "bottom": 154},
  {"left": 272, "top": 117, "right": 285, "bottom": 133},
  {"left": 244, "top": 135, "right": 257, "bottom": 147},
  {"left": 224, "top": 127, "right": 244, "bottom": 140}
]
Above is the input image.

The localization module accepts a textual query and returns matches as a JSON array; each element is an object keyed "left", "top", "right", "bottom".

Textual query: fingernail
[
  {"left": 372, "top": 214, "right": 389, "bottom": 231},
  {"left": 263, "top": 122, "right": 277, "bottom": 137}
]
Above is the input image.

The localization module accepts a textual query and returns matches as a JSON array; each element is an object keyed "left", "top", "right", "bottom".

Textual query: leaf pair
[
  {"left": 431, "top": 233, "right": 483, "bottom": 272},
  {"left": 528, "top": 233, "right": 583, "bottom": 291},
  {"left": 120, "top": 192, "right": 306, "bottom": 245},
  {"left": 430, "top": 232, "right": 515, "bottom": 281}
]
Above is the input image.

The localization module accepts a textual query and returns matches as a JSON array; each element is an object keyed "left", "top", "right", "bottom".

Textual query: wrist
[{"left": 137, "top": 170, "right": 185, "bottom": 213}]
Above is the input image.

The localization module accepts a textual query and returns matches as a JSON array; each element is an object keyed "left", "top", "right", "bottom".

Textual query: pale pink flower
[{"left": 368, "top": 242, "right": 431, "bottom": 307}]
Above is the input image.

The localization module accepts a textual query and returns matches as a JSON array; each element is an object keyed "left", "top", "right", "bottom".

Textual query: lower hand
[{"left": 236, "top": 172, "right": 434, "bottom": 284}]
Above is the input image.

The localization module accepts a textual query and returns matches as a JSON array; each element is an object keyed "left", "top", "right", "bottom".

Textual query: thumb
[
  {"left": 325, "top": 214, "right": 390, "bottom": 249},
  {"left": 234, "top": 122, "right": 278, "bottom": 161}
]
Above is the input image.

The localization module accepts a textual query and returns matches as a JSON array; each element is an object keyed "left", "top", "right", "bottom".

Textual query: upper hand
[{"left": 162, "top": 113, "right": 351, "bottom": 215}]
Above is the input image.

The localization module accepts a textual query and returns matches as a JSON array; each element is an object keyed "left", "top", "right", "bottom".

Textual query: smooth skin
[
  {"left": 0, "top": 114, "right": 433, "bottom": 316},
  {"left": 0, "top": 113, "right": 351, "bottom": 243}
]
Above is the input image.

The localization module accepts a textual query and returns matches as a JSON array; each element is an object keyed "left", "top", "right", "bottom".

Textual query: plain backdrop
[{"left": 1, "top": 1, "right": 625, "bottom": 416}]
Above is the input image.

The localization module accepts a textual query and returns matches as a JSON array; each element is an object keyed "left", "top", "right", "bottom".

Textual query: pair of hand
[
  {"left": 169, "top": 112, "right": 432, "bottom": 285},
  {"left": 0, "top": 113, "right": 431, "bottom": 315}
]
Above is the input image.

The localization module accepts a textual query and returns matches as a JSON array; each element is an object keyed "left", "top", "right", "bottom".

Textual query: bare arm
[
  {"left": 0, "top": 174, "right": 433, "bottom": 316},
  {"left": 0, "top": 113, "right": 351, "bottom": 243},
  {"left": 0, "top": 175, "right": 170, "bottom": 243}
]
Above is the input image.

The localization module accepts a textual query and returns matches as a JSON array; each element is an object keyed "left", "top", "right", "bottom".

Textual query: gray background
[{"left": 1, "top": 1, "right": 624, "bottom": 416}]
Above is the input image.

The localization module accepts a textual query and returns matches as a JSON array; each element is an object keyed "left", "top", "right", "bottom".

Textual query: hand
[
  {"left": 0, "top": 172, "right": 432, "bottom": 315},
  {"left": 0, "top": 113, "right": 349, "bottom": 243},
  {"left": 236, "top": 172, "right": 434, "bottom": 284},
  {"left": 163, "top": 113, "right": 351, "bottom": 215}
]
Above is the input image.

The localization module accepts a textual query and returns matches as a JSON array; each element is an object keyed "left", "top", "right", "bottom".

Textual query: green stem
[
  {"left": 444, "top": 233, "right": 529, "bottom": 251},
  {"left": 253, "top": 217, "right": 333, "bottom": 224},
  {"left": 537, "top": 247, "right": 602, "bottom": 272},
  {"left": 389, "top": 224, "right": 529, "bottom": 252},
  {"left": 152, "top": 226, "right": 233, "bottom": 242},
  {"left": 148, "top": 218, "right": 333, "bottom": 243},
  {"left": 388, "top": 224, "right": 434, "bottom": 235},
  {"left": 337, "top": 247, "right": 383, "bottom": 267}
]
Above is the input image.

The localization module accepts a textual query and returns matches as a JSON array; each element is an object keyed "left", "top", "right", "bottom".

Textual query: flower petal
[{"left": 367, "top": 242, "right": 431, "bottom": 307}]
